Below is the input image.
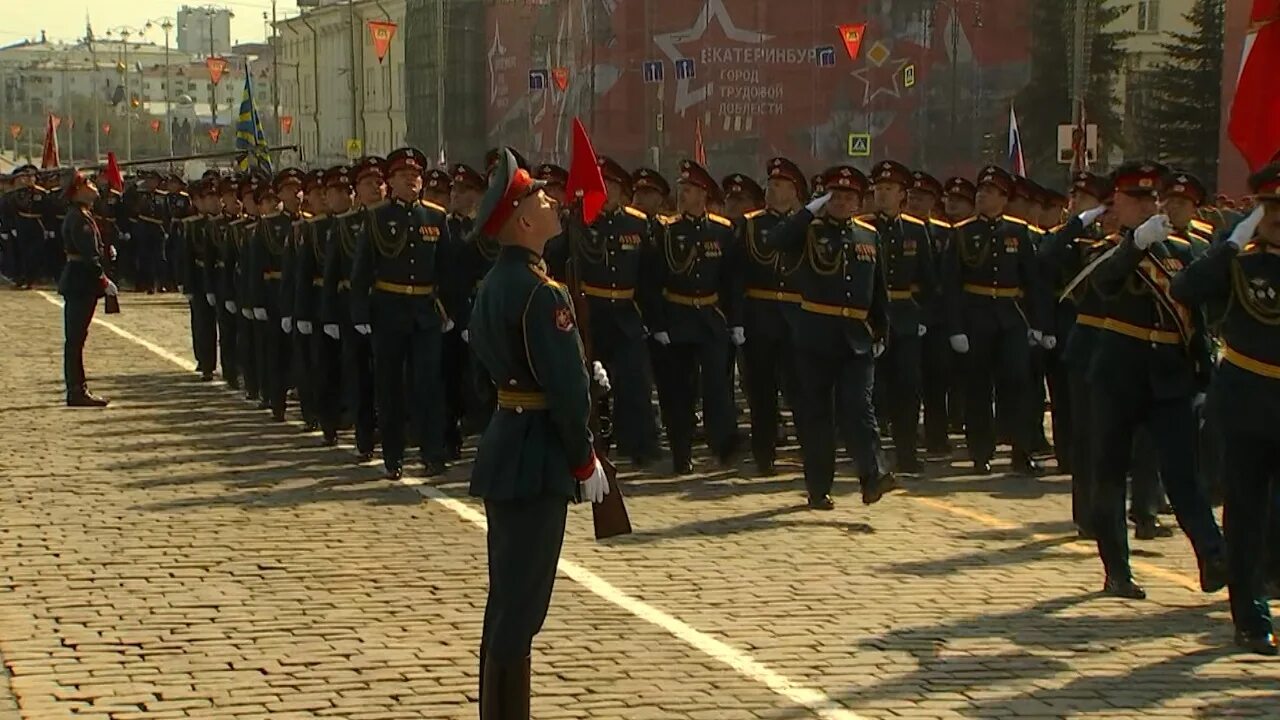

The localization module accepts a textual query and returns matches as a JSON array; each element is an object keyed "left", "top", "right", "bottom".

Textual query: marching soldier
[
  {"left": 1085, "top": 161, "right": 1226, "bottom": 599},
  {"left": 737, "top": 158, "right": 806, "bottom": 476},
  {"left": 942, "top": 176, "right": 976, "bottom": 223},
  {"left": 235, "top": 177, "right": 265, "bottom": 406},
  {"left": 643, "top": 159, "right": 743, "bottom": 475},
  {"left": 466, "top": 148, "right": 611, "bottom": 718},
  {"left": 295, "top": 169, "right": 341, "bottom": 444},
  {"left": 867, "top": 160, "right": 937, "bottom": 472},
  {"left": 249, "top": 169, "right": 301, "bottom": 422},
  {"left": 350, "top": 147, "right": 455, "bottom": 480},
  {"left": 443, "top": 162, "right": 490, "bottom": 446},
  {"left": 1171, "top": 163, "right": 1280, "bottom": 655},
  {"left": 164, "top": 174, "right": 193, "bottom": 293},
  {"left": 321, "top": 157, "right": 385, "bottom": 463},
  {"left": 40, "top": 170, "right": 69, "bottom": 284},
  {"left": 764, "top": 165, "right": 897, "bottom": 509},
  {"left": 91, "top": 175, "right": 124, "bottom": 283},
  {"left": 10, "top": 165, "right": 46, "bottom": 289},
  {"left": 181, "top": 178, "right": 218, "bottom": 381},
  {"left": 942, "top": 166, "right": 1047, "bottom": 475},
  {"left": 286, "top": 170, "right": 325, "bottom": 432},
  {"left": 58, "top": 171, "right": 119, "bottom": 407},
  {"left": 207, "top": 176, "right": 242, "bottom": 390},
  {"left": 912, "top": 171, "right": 957, "bottom": 455}
]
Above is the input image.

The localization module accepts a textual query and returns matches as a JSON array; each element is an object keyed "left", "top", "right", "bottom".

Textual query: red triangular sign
[
  {"left": 551, "top": 67, "right": 569, "bottom": 92},
  {"left": 101, "top": 122, "right": 112, "bottom": 136},
  {"left": 838, "top": 23, "right": 867, "bottom": 60},
  {"left": 205, "top": 56, "right": 228, "bottom": 85},
  {"left": 368, "top": 21, "right": 397, "bottom": 64},
  {"left": 281, "top": 116, "right": 294, "bottom": 134},
  {"left": 209, "top": 127, "right": 222, "bottom": 144}
]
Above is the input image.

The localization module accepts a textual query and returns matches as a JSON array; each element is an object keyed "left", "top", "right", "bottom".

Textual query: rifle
[{"left": 565, "top": 201, "right": 632, "bottom": 540}]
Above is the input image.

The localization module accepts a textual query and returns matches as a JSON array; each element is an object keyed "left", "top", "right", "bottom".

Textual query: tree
[{"left": 1137, "top": 0, "right": 1225, "bottom": 188}]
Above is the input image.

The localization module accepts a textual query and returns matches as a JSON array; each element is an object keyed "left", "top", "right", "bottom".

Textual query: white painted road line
[{"left": 34, "top": 290, "right": 866, "bottom": 720}]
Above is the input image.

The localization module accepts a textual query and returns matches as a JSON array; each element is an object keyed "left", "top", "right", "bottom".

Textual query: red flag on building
[
  {"left": 40, "top": 113, "right": 59, "bottom": 169},
  {"left": 1229, "top": 1, "right": 1280, "bottom": 170},
  {"left": 368, "top": 20, "right": 397, "bottom": 64},
  {"left": 694, "top": 117, "right": 707, "bottom": 166},
  {"left": 565, "top": 117, "right": 606, "bottom": 224}
]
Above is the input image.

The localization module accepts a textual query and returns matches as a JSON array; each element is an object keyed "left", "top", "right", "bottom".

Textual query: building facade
[{"left": 177, "top": 6, "right": 234, "bottom": 57}]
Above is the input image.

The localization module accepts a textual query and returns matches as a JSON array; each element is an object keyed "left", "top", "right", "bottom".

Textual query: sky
[{"left": 3, "top": 0, "right": 301, "bottom": 48}]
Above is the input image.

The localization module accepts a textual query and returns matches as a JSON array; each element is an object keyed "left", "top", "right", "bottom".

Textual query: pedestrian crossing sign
[{"left": 847, "top": 133, "right": 871, "bottom": 157}]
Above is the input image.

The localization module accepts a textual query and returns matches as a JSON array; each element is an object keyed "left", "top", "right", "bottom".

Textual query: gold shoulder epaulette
[
  {"left": 336, "top": 208, "right": 360, "bottom": 219},
  {"left": 176, "top": 191, "right": 190, "bottom": 199},
  {"left": 1167, "top": 236, "right": 1191, "bottom": 247},
  {"left": 1002, "top": 214, "right": 1028, "bottom": 226},
  {"left": 929, "top": 217, "right": 954, "bottom": 229},
  {"left": 899, "top": 213, "right": 926, "bottom": 226},
  {"left": 1047, "top": 222, "right": 1067, "bottom": 233},
  {"left": 527, "top": 262, "right": 565, "bottom": 290},
  {"left": 1242, "top": 241, "right": 1261, "bottom": 254},
  {"left": 852, "top": 217, "right": 878, "bottom": 233},
  {"left": 623, "top": 205, "right": 648, "bottom": 220},
  {"left": 743, "top": 209, "right": 767, "bottom": 220},
  {"left": 707, "top": 212, "right": 732, "bottom": 227},
  {"left": 656, "top": 214, "right": 679, "bottom": 225},
  {"left": 420, "top": 199, "right": 448, "bottom": 214},
  {"left": 1190, "top": 218, "right": 1215, "bottom": 234},
  {"left": 953, "top": 216, "right": 977, "bottom": 228},
  {"left": 182, "top": 215, "right": 200, "bottom": 224}
]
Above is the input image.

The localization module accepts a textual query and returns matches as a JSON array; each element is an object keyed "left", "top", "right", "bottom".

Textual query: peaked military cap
[
  {"left": 677, "top": 159, "right": 721, "bottom": 202},
  {"left": 11, "top": 164, "right": 38, "bottom": 176},
  {"left": 871, "top": 160, "right": 912, "bottom": 188},
  {"left": 632, "top": 167, "right": 669, "bottom": 196},
  {"left": 597, "top": 156, "right": 631, "bottom": 190},
  {"left": 63, "top": 170, "right": 96, "bottom": 199},
  {"left": 451, "top": 163, "right": 485, "bottom": 191},
  {"left": 1162, "top": 170, "right": 1207, "bottom": 205},
  {"left": 1070, "top": 171, "right": 1111, "bottom": 202},
  {"left": 486, "top": 147, "right": 529, "bottom": 175},
  {"left": 273, "top": 167, "right": 305, "bottom": 191},
  {"left": 534, "top": 163, "right": 569, "bottom": 188},
  {"left": 822, "top": 165, "right": 868, "bottom": 194},
  {"left": 1249, "top": 163, "right": 1280, "bottom": 201},
  {"left": 475, "top": 147, "right": 546, "bottom": 238},
  {"left": 354, "top": 156, "right": 386, "bottom": 184},
  {"left": 910, "top": 171, "right": 943, "bottom": 197},
  {"left": 721, "top": 173, "right": 764, "bottom": 204},
  {"left": 324, "top": 165, "right": 354, "bottom": 189},
  {"left": 386, "top": 147, "right": 428, "bottom": 176},
  {"left": 944, "top": 176, "right": 976, "bottom": 202},
  {"left": 976, "top": 165, "right": 1015, "bottom": 196},
  {"left": 424, "top": 167, "right": 452, "bottom": 192},
  {"left": 303, "top": 168, "right": 327, "bottom": 193},
  {"left": 1112, "top": 161, "right": 1168, "bottom": 196},
  {"left": 766, "top": 157, "right": 807, "bottom": 197},
  {"left": 1011, "top": 175, "right": 1042, "bottom": 202}
]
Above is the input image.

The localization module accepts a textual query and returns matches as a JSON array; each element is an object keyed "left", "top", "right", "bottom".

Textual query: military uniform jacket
[
  {"left": 231, "top": 218, "right": 257, "bottom": 311},
  {"left": 1172, "top": 238, "right": 1280, "bottom": 418},
  {"left": 205, "top": 215, "right": 238, "bottom": 301},
  {"left": 349, "top": 198, "right": 453, "bottom": 331},
  {"left": 440, "top": 212, "right": 482, "bottom": 331},
  {"left": 180, "top": 215, "right": 211, "bottom": 295},
  {"left": 942, "top": 214, "right": 1047, "bottom": 337},
  {"left": 468, "top": 246, "right": 594, "bottom": 502},
  {"left": 865, "top": 212, "right": 937, "bottom": 337},
  {"left": 1090, "top": 228, "right": 1211, "bottom": 399},
  {"left": 736, "top": 208, "right": 805, "bottom": 343},
  {"left": 57, "top": 205, "right": 107, "bottom": 298},
  {"left": 574, "top": 205, "right": 652, "bottom": 341},
  {"left": 276, "top": 211, "right": 313, "bottom": 320},
  {"left": 293, "top": 215, "right": 331, "bottom": 324},
  {"left": 643, "top": 211, "right": 741, "bottom": 343},
  {"left": 248, "top": 212, "right": 293, "bottom": 315},
  {"left": 764, "top": 208, "right": 890, "bottom": 355},
  {"left": 922, "top": 217, "right": 954, "bottom": 326},
  {"left": 12, "top": 185, "right": 48, "bottom": 245},
  {"left": 127, "top": 188, "right": 169, "bottom": 247},
  {"left": 42, "top": 191, "right": 67, "bottom": 247},
  {"left": 320, "top": 209, "right": 365, "bottom": 327},
  {"left": 1037, "top": 215, "right": 1115, "bottom": 369}
]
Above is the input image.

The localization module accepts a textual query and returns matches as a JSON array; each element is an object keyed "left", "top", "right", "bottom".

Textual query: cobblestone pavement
[{"left": 0, "top": 286, "right": 1277, "bottom": 720}]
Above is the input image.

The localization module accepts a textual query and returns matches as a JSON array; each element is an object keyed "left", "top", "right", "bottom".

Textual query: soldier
[
  {"left": 207, "top": 176, "right": 242, "bottom": 390},
  {"left": 943, "top": 176, "right": 976, "bottom": 223},
  {"left": 249, "top": 169, "right": 301, "bottom": 422},
  {"left": 1086, "top": 161, "right": 1226, "bottom": 599},
  {"left": 40, "top": 170, "right": 69, "bottom": 284},
  {"left": 764, "top": 165, "right": 898, "bottom": 509},
  {"left": 127, "top": 171, "right": 168, "bottom": 294},
  {"left": 235, "top": 177, "right": 265, "bottom": 406},
  {"left": 737, "top": 157, "right": 806, "bottom": 476},
  {"left": 1162, "top": 171, "right": 1216, "bottom": 249},
  {"left": 285, "top": 170, "right": 325, "bottom": 432},
  {"left": 644, "top": 158, "right": 743, "bottom": 475},
  {"left": 181, "top": 178, "right": 219, "bottom": 381},
  {"left": 322, "top": 157, "right": 385, "bottom": 463},
  {"left": 91, "top": 175, "right": 124, "bottom": 283},
  {"left": 912, "top": 171, "right": 957, "bottom": 455},
  {"left": 943, "top": 166, "right": 1047, "bottom": 475},
  {"left": 722, "top": 173, "right": 765, "bottom": 220},
  {"left": 443, "top": 162, "right": 490, "bottom": 447},
  {"left": 534, "top": 164, "right": 571, "bottom": 280},
  {"left": 350, "top": 147, "right": 455, "bottom": 480},
  {"left": 630, "top": 167, "right": 670, "bottom": 218},
  {"left": 294, "top": 169, "right": 339, "bottom": 442},
  {"left": 466, "top": 148, "right": 611, "bottom": 718},
  {"left": 10, "top": 165, "right": 47, "bottom": 289},
  {"left": 58, "top": 171, "right": 118, "bottom": 407},
  {"left": 422, "top": 167, "right": 452, "bottom": 208},
  {"left": 164, "top": 174, "right": 193, "bottom": 293}
]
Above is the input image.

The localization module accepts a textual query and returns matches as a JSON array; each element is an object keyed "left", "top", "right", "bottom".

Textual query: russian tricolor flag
[{"left": 1008, "top": 104, "right": 1027, "bottom": 177}]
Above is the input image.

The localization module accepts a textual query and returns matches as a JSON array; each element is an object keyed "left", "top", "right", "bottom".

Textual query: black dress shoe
[
  {"left": 672, "top": 459, "right": 693, "bottom": 476},
  {"left": 716, "top": 434, "right": 742, "bottom": 467},
  {"left": 226, "top": 376, "right": 241, "bottom": 390},
  {"left": 754, "top": 460, "right": 776, "bottom": 477},
  {"left": 257, "top": 399, "right": 270, "bottom": 410},
  {"left": 320, "top": 434, "right": 339, "bottom": 448},
  {"left": 1103, "top": 576, "right": 1147, "bottom": 599},
  {"left": 1199, "top": 554, "right": 1229, "bottom": 593},
  {"left": 1134, "top": 517, "right": 1175, "bottom": 540},
  {"left": 245, "top": 391, "right": 259, "bottom": 402},
  {"left": 1234, "top": 630, "right": 1279, "bottom": 656},
  {"left": 448, "top": 445, "right": 463, "bottom": 461},
  {"left": 271, "top": 410, "right": 286, "bottom": 422},
  {"left": 862, "top": 472, "right": 900, "bottom": 505},
  {"left": 303, "top": 421, "right": 319, "bottom": 432},
  {"left": 1075, "top": 526, "right": 1097, "bottom": 541},
  {"left": 423, "top": 460, "right": 447, "bottom": 477},
  {"left": 199, "top": 371, "right": 214, "bottom": 382},
  {"left": 974, "top": 460, "right": 993, "bottom": 475},
  {"left": 66, "top": 391, "right": 109, "bottom": 408},
  {"left": 356, "top": 451, "right": 375, "bottom": 464},
  {"left": 807, "top": 494, "right": 835, "bottom": 510},
  {"left": 1013, "top": 456, "right": 1044, "bottom": 476},
  {"left": 386, "top": 464, "right": 403, "bottom": 481}
]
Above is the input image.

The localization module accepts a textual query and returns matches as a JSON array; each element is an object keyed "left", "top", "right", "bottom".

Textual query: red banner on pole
[
  {"left": 551, "top": 67, "right": 569, "bottom": 91},
  {"left": 205, "top": 56, "right": 229, "bottom": 86},
  {"left": 838, "top": 23, "right": 867, "bottom": 60},
  {"left": 9, "top": 124, "right": 21, "bottom": 139},
  {"left": 208, "top": 127, "right": 222, "bottom": 144},
  {"left": 150, "top": 119, "right": 162, "bottom": 133},
  {"left": 368, "top": 20, "right": 397, "bottom": 64},
  {"left": 102, "top": 122, "right": 112, "bottom": 136},
  {"left": 281, "top": 115, "right": 294, "bottom": 134}
]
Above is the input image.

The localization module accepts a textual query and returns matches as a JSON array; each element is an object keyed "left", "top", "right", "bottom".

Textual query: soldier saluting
[
  {"left": 467, "top": 147, "right": 611, "bottom": 719},
  {"left": 58, "top": 172, "right": 119, "bottom": 407}
]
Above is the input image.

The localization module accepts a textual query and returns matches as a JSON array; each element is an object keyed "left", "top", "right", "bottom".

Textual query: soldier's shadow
[{"left": 606, "top": 503, "right": 875, "bottom": 546}]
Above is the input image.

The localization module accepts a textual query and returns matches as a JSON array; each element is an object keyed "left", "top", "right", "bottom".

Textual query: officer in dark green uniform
[
  {"left": 322, "top": 158, "right": 385, "bottom": 463},
  {"left": 1087, "top": 161, "right": 1226, "bottom": 600},
  {"left": 350, "top": 147, "right": 455, "bottom": 480},
  {"left": 286, "top": 169, "right": 325, "bottom": 432},
  {"left": 249, "top": 169, "right": 300, "bottom": 422},
  {"left": 10, "top": 165, "right": 47, "bottom": 289},
  {"left": 644, "top": 159, "right": 743, "bottom": 475},
  {"left": 294, "top": 169, "right": 339, "bottom": 443},
  {"left": 911, "top": 171, "right": 956, "bottom": 455},
  {"left": 942, "top": 166, "right": 1048, "bottom": 475},
  {"left": 1171, "top": 162, "right": 1280, "bottom": 655},
  {"left": 765, "top": 165, "right": 898, "bottom": 510},
  {"left": 58, "top": 171, "right": 118, "bottom": 407},
  {"left": 737, "top": 157, "right": 806, "bottom": 476},
  {"left": 181, "top": 178, "right": 219, "bottom": 381},
  {"left": 443, "top": 162, "right": 490, "bottom": 445},
  {"left": 467, "top": 148, "right": 611, "bottom": 719},
  {"left": 422, "top": 167, "right": 452, "bottom": 209}
]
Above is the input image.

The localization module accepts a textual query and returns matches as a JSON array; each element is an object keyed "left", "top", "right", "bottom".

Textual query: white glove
[
  {"left": 591, "top": 360, "right": 611, "bottom": 392},
  {"left": 1192, "top": 392, "right": 1207, "bottom": 412},
  {"left": 1041, "top": 334, "right": 1058, "bottom": 350},
  {"left": 1027, "top": 328, "right": 1043, "bottom": 347},
  {"left": 1134, "top": 214, "right": 1171, "bottom": 250},
  {"left": 580, "top": 458, "right": 610, "bottom": 504},
  {"left": 296, "top": 320, "right": 312, "bottom": 335},
  {"left": 323, "top": 323, "right": 340, "bottom": 340},
  {"left": 44, "top": 230, "right": 54, "bottom": 239},
  {"left": 108, "top": 246, "right": 118, "bottom": 261},
  {"left": 730, "top": 326, "right": 746, "bottom": 346},
  {"left": 443, "top": 318, "right": 455, "bottom": 333},
  {"left": 1077, "top": 206, "right": 1106, "bottom": 226},
  {"left": 205, "top": 292, "right": 216, "bottom": 306},
  {"left": 653, "top": 331, "right": 671, "bottom": 346},
  {"left": 354, "top": 324, "right": 372, "bottom": 335},
  {"left": 462, "top": 329, "right": 470, "bottom": 343},
  {"left": 1227, "top": 206, "right": 1265, "bottom": 250},
  {"left": 872, "top": 340, "right": 886, "bottom": 358},
  {"left": 805, "top": 191, "right": 833, "bottom": 215},
  {"left": 241, "top": 307, "right": 252, "bottom": 319},
  {"left": 281, "top": 317, "right": 293, "bottom": 333},
  {"left": 225, "top": 300, "right": 238, "bottom": 313},
  {"left": 104, "top": 279, "right": 119, "bottom": 297},
  {"left": 949, "top": 334, "right": 969, "bottom": 354},
  {"left": 253, "top": 307, "right": 268, "bottom": 321},
  {"left": 120, "top": 232, "right": 131, "bottom": 241},
  {"left": 917, "top": 324, "right": 927, "bottom": 337}
]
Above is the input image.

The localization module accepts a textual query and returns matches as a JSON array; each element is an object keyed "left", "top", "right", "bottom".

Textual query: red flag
[
  {"left": 40, "top": 113, "right": 59, "bottom": 169},
  {"left": 150, "top": 119, "right": 162, "bottom": 133},
  {"left": 565, "top": 117, "right": 606, "bottom": 225},
  {"left": 551, "top": 67, "right": 569, "bottom": 92},
  {"left": 280, "top": 115, "right": 294, "bottom": 134},
  {"left": 1229, "top": 2, "right": 1280, "bottom": 170},
  {"left": 367, "top": 20, "right": 397, "bottom": 64},
  {"left": 205, "top": 56, "right": 228, "bottom": 86},
  {"left": 104, "top": 152, "right": 124, "bottom": 193},
  {"left": 838, "top": 23, "right": 867, "bottom": 60},
  {"left": 694, "top": 117, "right": 707, "bottom": 166}
]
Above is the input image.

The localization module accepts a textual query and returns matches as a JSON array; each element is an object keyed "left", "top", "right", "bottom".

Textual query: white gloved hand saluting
[
  {"left": 253, "top": 307, "right": 268, "bottom": 321},
  {"left": 1077, "top": 206, "right": 1107, "bottom": 227},
  {"left": 581, "top": 457, "right": 610, "bottom": 504},
  {"left": 1134, "top": 214, "right": 1171, "bottom": 250},
  {"left": 730, "top": 326, "right": 746, "bottom": 346},
  {"left": 296, "top": 320, "right": 312, "bottom": 335},
  {"left": 1227, "top": 206, "right": 1265, "bottom": 250},
  {"left": 806, "top": 191, "right": 833, "bottom": 215},
  {"left": 652, "top": 331, "right": 671, "bottom": 346},
  {"left": 591, "top": 360, "right": 611, "bottom": 393},
  {"left": 950, "top": 334, "right": 969, "bottom": 354},
  {"left": 354, "top": 324, "right": 372, "bottom": 336},
  {"left": 323, "top": 324, "right": 340, "bottom": 340}
]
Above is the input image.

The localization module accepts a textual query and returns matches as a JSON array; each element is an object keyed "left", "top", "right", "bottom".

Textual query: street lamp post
[{"left": 161, "top": 19, "right": 174, "bottom": 157}]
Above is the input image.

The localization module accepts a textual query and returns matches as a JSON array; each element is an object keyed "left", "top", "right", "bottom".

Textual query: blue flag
[{"left": 236, "top": 61, "right": 271, "bottom": 173}]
